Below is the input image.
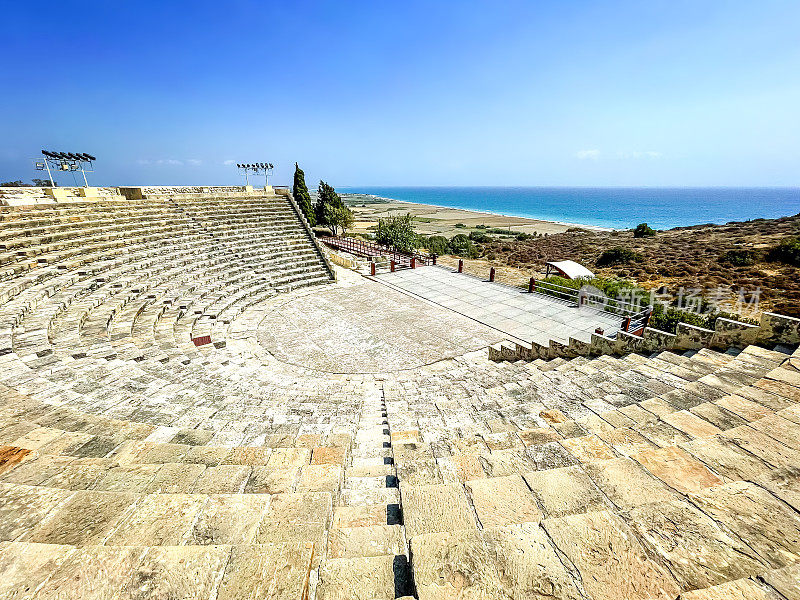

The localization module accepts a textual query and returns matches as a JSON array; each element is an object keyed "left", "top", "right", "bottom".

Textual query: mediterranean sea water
[{"left": 341, "top": 187, "right": 800, "bottom": 230}]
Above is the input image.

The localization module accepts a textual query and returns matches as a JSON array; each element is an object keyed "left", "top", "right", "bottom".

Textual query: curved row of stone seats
[
  {"left": 0, "top": 342, "right": 798, "bottom": 598},
  {"left": 383, "top": 348, "right": 800, "bottom": 599},
  {"left": 169, "top": 196, "right": 333, "bottom": 291}
]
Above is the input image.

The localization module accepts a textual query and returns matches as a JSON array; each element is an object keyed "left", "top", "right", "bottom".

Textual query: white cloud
[
  {"left": 575, "top": 149, "right": 600, "bottom": 160},
  {"left": 223, "top": 159, "right": 236, "bottom": 166},
  {"left": 186, "top": 159, "right": 202, "bottom": 166}
]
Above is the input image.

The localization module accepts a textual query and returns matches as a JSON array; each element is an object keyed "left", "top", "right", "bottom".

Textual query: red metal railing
[{"left": 320, "top": 236, "right": 433, "bottom": 268}]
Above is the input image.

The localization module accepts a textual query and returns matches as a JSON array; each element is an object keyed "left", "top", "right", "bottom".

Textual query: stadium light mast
[
  {"left": 35, "top": 151, "right": 96, "bottom": 187},
  {"left": 236, "top": 162, "right": 274, "bottom": 188}
]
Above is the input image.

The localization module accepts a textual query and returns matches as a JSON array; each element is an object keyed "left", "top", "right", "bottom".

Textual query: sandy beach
[{"left": 343, "top": 195, "right": 611, "bottom": 238}]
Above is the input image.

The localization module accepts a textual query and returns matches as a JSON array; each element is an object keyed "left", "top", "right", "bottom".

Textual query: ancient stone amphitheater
[{"left": 0, "top": 185, "right": 799, "bottom": 600}]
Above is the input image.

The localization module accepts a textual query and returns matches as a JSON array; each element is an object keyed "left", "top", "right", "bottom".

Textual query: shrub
[
  {"left": 633, "top": 223, "right": 656, "bottom": 238},
  {"left": 767, "top": 237, "right": 800, "bottom": 266},
  {"left": 375, "top": 213, "right": 418, "bottom": 252},
  {"left": 515, "top": 233, "right": 532, "bottom": 241},
  {"left": 596, "top": 247, "right": 642, "bottom": 267},
  {"left": 449, "top": 234, "right": 479, "bottom": 258},
  {"left": 476, "top": 224, "right": 487, "bottom": 229},
  {"left": 486, "top": 252, "right": 497, "bottom": 260},
  {"left": 422, "top": 235, "right": 449, "bottom": 255},
  {"left": 454, "top": 223, "right": 466, "bottom": 228},
  {"left": 719, "top": 249, "right": 758, "bottom": 266},
  {"left": 469, "top": 231, "right": 491, "bottom": 243},
  {"left": 486, "top": 228, "right": 516, "bottom": 236}
]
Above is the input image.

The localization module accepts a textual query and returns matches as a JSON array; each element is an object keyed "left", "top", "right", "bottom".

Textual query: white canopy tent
[{"left": 545, "top": 260, "right": 595, "bottom": 280}]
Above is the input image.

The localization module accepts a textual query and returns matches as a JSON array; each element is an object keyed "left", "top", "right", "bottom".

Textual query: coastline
[{"left": 343, "top": 193, "right": 613, "bottom": 238}]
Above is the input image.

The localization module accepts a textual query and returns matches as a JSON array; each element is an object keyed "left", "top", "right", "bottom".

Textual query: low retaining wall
[{"left": 490, "top": 311, "right": 800, "bottom": 362}]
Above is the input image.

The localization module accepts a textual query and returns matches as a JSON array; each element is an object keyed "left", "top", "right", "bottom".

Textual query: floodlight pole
[
  {"left": 80, "top": 165, "right": 88, "bottom": 187},
  {"left": 264, "top": 168, "right": 268, "bottom": 188},
  {"left": 43, "top": 160, "right": 55, "bottom": 187},
  {"left": 244, "top": 168, "right": 249, "bottom": 186}
]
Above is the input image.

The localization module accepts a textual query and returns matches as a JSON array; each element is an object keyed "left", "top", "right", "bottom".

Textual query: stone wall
[{"left": 490, "top": 311, "right": 800, "bottom": 361}]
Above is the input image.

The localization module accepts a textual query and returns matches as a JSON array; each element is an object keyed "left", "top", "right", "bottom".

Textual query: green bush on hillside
[
  {"left": 719, "top": 248, "right": 758, "bottom": 266},
  {"left": 421, "top": 235, "right": 449, "bottom": 255},
  {"left": 469, "top": 231, "right": 491, "bottom": 243},
  {"left": 767, "top": 237, "right": 800, "bottom": 266},
  {"left": 375, "top": 213, "right": 418, "bottom": 253},
  {"left": 596, "top": 247, "right": 642, "bottom": 267},
  {"left": 449, "top": 234, "right": 479, "bottom": 258},
  {"left": 633, "top": 223, "right": 656, "bottom": 238}
]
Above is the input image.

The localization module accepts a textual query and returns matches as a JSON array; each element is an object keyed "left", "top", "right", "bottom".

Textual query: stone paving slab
[
  {"left": 376, "top": 266, "right": 623, "bottom": 345},
  {"left": 688, "top": 481, "right": 800, "bottom": 568},
  {"left": 254, "top": 277, "right": 504, "bottom": 373},
  {"left": 626, "top": 499, "right": 767, "bottom": 589},
  {"left": 542, "top": 510, "right": 681, "bottom": 600},
  {"left": 401, "top": 483, "right": 477, "bottom": 538}
]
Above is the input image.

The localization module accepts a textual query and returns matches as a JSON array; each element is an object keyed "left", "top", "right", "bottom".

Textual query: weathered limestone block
[
  {"left": 584, "top": 458, "right": 678, "bottom": 509},
  {"left": 525, "top": 441, "right": 579, "bottom": 470},
  {"left": 28, "top": 490, "right": 136, "bottom": 546},
  {"left": 327, "top": 524, "right": 404, "bottom": 558},
  {"left": 749, "top": 414, "right": 800, "bottom": 450},
  {"left": 409, "top": 529, "right": 506, "bottom": 600},
  {"left": 597, "top": 427, "right": 656, "bottom": 457},
  {"left": 395, "top": 459, "right": 443, "bottom": 486},
  {"left": 128, "top": 545, "right": 231, "bottom": 600},
  {"left": 245, "top": 466, "right": 299, "bottom": 494},
  {"left": 632, "top": 446, "right": 724, "bottom": 493},
  {"left": 755, "top": 466, "right": 800, "bottom": 512},
  {"left": 640, "top": 327, "right": 677, "bottom": 353},
  {"left": 560, "top": 434, "right": 617, "bottom": 462},
  {"left": 267, "top": 447, "right": 311, "bottom": 468},
  {"left": 627, "top": 499, "right": 767, "bottom": 589},
  {"left": 542, "top": 510, "right": 680, "bottom": 600},
  {"left": 33, "top": 545, "right": 146, "bottom": 599},
  {"left": 221, "top": 446, "right": 272, "bottom": 466},
  {"left": 478, "top": 448, "right": 534, "bottom": 477},
  {"left": 401, "top": 483, "right": 477, "bottom": 538},
  {"left": 689, "top": 481, "right": 800, "bottom": 568},
  {"left": 0, "top": 541, "right": 73, "bottom": 598},
  {"left": 187, "top": 493, "right": 270, "bottom": 545},
  {"left": 217, "top": 543, "right": 314, "bottom": 600},
  {"left": 332, "top": 504, "right": 394, "bottom": 529},
  {"left": 465, "top": 475, "right": 540, "bottom": 527},
  {"left": 411, "top": 525, "right": 583, "bottom": 600},
  {"left": 190, "top": 465, "right": 251, "bottom": 493},
  {"left": 680, "top": 437, "right": 772, "bottom": 482},
  {"left": 760, "top": 562, "right": 800, "bottom": 600},
  {"left": 296, "top": 464, "right": 343, "bottom": 492},
  {"left": 712, "top": 318, "right": 760, "bottom": 348},
  {"left": 0, "top": 483, "right": 73, "bottom": 542},
  {"left": 674, "top": 322, "right": 715, "bottom": 351},
  {"left": 311, "top": 445, "right": 347, "bottom": 465},
  {"left": 720, "top": 425, "right": 800, "bottom": 469},
  {"left": 143, "top": 463, "right": 206, "bottom": 494},
  {"left": 523, "top": 465, "right": 607, "bottom": 518},
  {"left": 316, "top": 555, "right": 414, "bottom": 600},
  {"left": 758, "top": 312, "right": 800, "bottom": 345},
  {"left": 105, "top": 493, "right": 206, "bottom": 546}
]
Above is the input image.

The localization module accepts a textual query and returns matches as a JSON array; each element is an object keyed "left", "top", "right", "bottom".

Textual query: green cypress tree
[
  {"left": 315, "top": 181, "right": 352, "bottom": 236},
  {"left": 292, "top": 163, "right": 315, "bottom": 226}
]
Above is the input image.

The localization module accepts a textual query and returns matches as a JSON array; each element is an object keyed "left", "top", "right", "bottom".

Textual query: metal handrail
[{"left": 320, "top": 236, "right": 432, "bottom": 267}]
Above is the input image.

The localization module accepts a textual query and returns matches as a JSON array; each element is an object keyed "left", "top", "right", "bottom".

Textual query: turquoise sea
[{"left": 341, "top": 187, "right": 800, "bottom": 230}]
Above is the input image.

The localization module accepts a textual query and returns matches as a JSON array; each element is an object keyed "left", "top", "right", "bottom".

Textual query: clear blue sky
[{"left": 1, "top": 1, "right": 798, "bottom": 187}]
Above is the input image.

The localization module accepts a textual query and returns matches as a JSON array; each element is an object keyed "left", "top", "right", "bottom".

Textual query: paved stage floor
[
  {"left": 374, "top": 265, "right": 622, "bottom": 346},
  {"left": 255, "top": 274, "right": 504, "bottom": 373}
]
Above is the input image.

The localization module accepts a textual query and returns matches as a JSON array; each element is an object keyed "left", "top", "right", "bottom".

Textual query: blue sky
[{"left": 1, "top": 0, "right": 798, "bottom": 187}]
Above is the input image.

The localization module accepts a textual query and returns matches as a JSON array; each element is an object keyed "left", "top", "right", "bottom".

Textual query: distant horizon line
[{"left": 339, "top": 185, "right": 800, "bottom": 190}]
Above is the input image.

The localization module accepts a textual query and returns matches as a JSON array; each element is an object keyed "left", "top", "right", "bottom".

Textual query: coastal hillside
[{"left": 481, "top": 213, "right": 800, "bottom": 317}]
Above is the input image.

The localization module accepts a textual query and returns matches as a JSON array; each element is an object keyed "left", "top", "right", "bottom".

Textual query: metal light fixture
[{"left": 34, "top": 150, "right": 96, "bottom": 187}]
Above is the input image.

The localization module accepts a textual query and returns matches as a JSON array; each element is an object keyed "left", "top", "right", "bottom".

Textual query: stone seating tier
[{"left": 1, "top": 190, "right": 800, "bottom": 598}]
